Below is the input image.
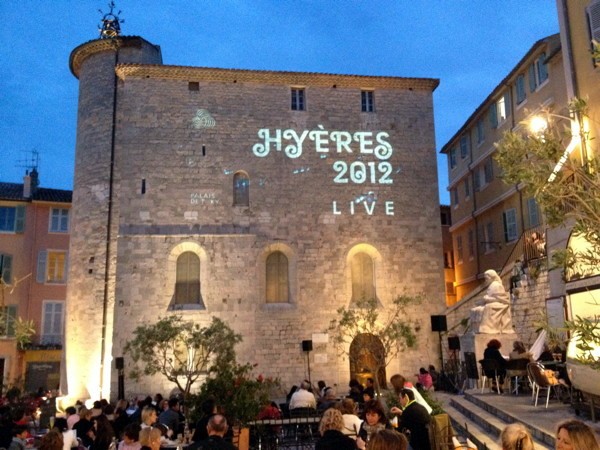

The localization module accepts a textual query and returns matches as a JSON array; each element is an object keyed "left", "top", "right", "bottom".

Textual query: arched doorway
[{"left": 349, "top": 333, "right": 387, "bottom": 390}]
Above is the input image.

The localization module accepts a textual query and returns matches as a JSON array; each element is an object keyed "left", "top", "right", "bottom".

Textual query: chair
[
  {"left": 479, "top": 359, "right": 502, "bottom": 394},
  {"left": 527, "top": 362, "right": 561, "bottom": 408},
  {"left": 505, "top": 358, "right": 529, "bottom": 395}
]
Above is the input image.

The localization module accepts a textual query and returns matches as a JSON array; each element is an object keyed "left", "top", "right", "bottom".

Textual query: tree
[
  {"left": 495, "top": 98, "right": 600, "bottom": 369},
  {"left": 124, "top": 315, "right": 242, "bottom": 401},
  {"left": 326, "top": 294, "right": 423, "bottom": 394},
  {"left": 495, "top": 99, "right": 600, "bottom": 276}
]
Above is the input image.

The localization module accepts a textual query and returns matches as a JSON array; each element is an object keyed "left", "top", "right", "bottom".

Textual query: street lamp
[{"left": 527, "top": 110, "right": 587, "bottom": 182}]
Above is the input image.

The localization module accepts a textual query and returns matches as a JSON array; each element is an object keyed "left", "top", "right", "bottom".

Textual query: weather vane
[{"left": 98, "top": 1, "right": 124, "bottom": 39}]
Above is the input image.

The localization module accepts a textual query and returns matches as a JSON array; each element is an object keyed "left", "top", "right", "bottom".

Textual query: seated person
[
  {"left": 509, "top": 341, "right": 532, "bottom": 361},
  {"left": 289, "top": 381, "right": 316, "bottom": 411},
  {"left": 483, "top": 339, "right": 508, "bottom": 393}
]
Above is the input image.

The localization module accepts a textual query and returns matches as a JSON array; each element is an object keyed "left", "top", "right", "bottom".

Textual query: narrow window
[
  {"left": 476, "top": 119, "right": 485, "bottom": 144},
  {"left": 0, "top": 206, "right": 24, "bottom": 233},
  {"left": 464, "top": 178, "right": 470, "bottom": 198},
  {"left": 456, "top": 236, "right": 464, "bottom": 264},
  {"left": 516, "top": 74, "right": 526, "bottom": 104},
  {"left": 266, "top": 251, "right": 289, "bottom": 303},
  {"left": 361, "top": 91, "right": 375, "bottom": 112},
  {"left": 0, "top": 305, "right": 17, "bottom": 337},
  {"left": 50, "top": 208, "right": 69, "bottom": 233},
  {"left": 291, "top": 88, "right": 305, "bottom": 111},
  {"left": 351, "top": 252, "right": 375, "bottom": 302},
  {"left": 141, "top": 179, "right": 146, "bottom": 195},
  {"left": 527, "top": 197, "right": 540, "bottom": 227},
  {"left": 449, "top": 148, "right": 457, "bottom": 169},
  {"left": 233, "top": 172, "right": 249, "bottom": 206},
  {"left": 536, "top": 52, "right": 548, "bottom": 84},
  {"left": 460, "top": 135, "right": 469, "bottom": 159},
  {"left": 46, "top": 251, "right": 67, "bottom": 283},
  {"left": 503, "top": 208, "right": 518, "bottom": 242},
  {"left": 452, "top": 188, "right": 459, "bottom": 206},
  {"left": 188, "top": 82, "right": 200, "bottom": 91},
  {"left": 175, "top": 252, "right": 202, "bottom": 306},
  {"left": 0, "top": 254, "right": 12, "bottom": 284},
  {"left": 484, "top": 158, "right": 494, "bottom": 184},
  {"left": 42, "top": 301, "right": 64, "bottom": 345}
]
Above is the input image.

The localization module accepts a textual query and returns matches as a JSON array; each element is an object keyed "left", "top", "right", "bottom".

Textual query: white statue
[{"left": 470, "top": 269, "right": 514, "bottom": 334}]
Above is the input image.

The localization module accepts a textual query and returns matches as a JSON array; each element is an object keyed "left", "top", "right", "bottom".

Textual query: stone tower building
[{"left": 65, "top": 33, "right": 445, "bottom": 401}]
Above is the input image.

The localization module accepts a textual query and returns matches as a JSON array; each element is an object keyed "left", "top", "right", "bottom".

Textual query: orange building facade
[{"left": 0, "top": 170, "right": 71, "bottom": 393}]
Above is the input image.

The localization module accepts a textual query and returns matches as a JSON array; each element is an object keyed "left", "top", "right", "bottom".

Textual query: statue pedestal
[{"left": 460, "top": 332, "right": 516, "bottom": 362}]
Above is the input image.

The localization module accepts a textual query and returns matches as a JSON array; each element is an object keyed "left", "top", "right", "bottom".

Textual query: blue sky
[{"left": 0, "top": 1, "right": 559, "bottom": 204}]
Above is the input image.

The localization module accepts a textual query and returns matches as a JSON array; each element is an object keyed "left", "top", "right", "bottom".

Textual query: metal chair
[
  {"left": 527, "top": 362, "right": 561, "bottom": 408},
  {"left": 479, "top": 359, "right": 502, "bottom": 394},
  {"left": 506, "top": 358, "right": 529, "bottom": 395}
]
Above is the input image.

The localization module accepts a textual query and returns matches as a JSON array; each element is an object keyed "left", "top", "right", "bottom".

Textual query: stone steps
[{"left": 435, "top": 390, "right": 560, "bottom": 449}]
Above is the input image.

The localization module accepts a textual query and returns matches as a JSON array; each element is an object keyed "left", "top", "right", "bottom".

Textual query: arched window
[
  {"left": 266, "top": 251, "right": 289, "bottom": 303},
  {"left": 175, "top": 252, "right": 202, "bottom": 306},
  {"left": 233, "top": 172, "right": 249, "bottom": 206},
  {"left": 351, "top": 252, "right": 375, "bottom": 302}
]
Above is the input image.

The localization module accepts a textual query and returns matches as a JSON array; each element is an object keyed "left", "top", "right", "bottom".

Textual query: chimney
[
  {"left": 23, "top": 168, "right": 39, "bottom": 199},
  {"left": 23, "top": 171, "right": 32, "bottom": 198}
]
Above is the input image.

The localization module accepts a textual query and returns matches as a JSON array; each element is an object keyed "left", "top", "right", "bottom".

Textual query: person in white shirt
[{"left": 289, "top": 381, "right": 316, "bottom": 410}]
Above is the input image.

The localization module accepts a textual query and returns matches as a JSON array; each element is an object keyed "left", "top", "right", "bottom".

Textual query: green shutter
[
  {"left": 488, "top": 104, "right": 498, "bottom": 128},
  {"left": 37, "top": 250, "right": 47, "bottom": 283},
  {"left": 15, "top": 206, "right": 25, "bottom": 233},
  {"left": 6, "top": 305, "right": 17, "bottom": 337},
  {"left": 504, "top": 92, "right": 511, "bottom": 117},
  {"left": 528, "top": 64, "right": 537, "bottom": 92},
  {"left": 0, "top": 254, "right": 12, "bottom": 284}
]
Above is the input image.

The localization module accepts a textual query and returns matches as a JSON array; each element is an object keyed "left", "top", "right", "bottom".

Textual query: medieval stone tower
[{"left": 65, "top": 26, "right": 446, "bottom": 401}]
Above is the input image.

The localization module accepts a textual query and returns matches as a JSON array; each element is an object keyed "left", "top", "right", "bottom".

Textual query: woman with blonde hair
[
  {"left": 500, "top": 423, "right": 534, "bottom": 450},
  {"left": 139, "top": 427, "right": 161, "bottom": 450},
  {"left": 140, "top": 406, "right": 157, "bottom": 429},
  {"left": 556, "top": 419, "right": 600, "bottom": 450},
  {"left": 316, "top": 408, "right": 356, "bottom": 450}
]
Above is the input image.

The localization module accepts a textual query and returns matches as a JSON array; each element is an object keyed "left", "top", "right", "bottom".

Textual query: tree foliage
[
  {"left": 495, "top": 99, "right": 600, "bottom": 276},
  {"left": 327, "top": 294, "right": 423, "bottom": 392},
  {"left": 124, "top": 316, "right": 242, "bottom": 400},
  {"left": 495, "top": 98, "right": 600, "bottom": 370}
]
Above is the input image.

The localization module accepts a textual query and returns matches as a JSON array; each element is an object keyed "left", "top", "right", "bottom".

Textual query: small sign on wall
[{"left": 312, "top": 333, "right": 328, "bottom": 344}]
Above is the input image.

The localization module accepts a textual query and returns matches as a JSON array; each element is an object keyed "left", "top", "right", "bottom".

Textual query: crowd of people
[{"left": 0, "top": 370, "right": 598, "bottom": 450}]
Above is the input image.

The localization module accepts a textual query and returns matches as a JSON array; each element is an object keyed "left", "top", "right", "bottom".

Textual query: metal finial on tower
[{"left": 98, "top": 1, "right": 124, "bottom": 39}]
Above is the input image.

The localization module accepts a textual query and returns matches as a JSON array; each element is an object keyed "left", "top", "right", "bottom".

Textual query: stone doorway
[{"left": 349, "top": 333, "right": 387, "bottom": 390}]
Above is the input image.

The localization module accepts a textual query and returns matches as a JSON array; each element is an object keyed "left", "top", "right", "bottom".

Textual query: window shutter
[
  {"left": 473, "top": 169, "right": 480, "bottom": 192},
  {"left": 502, "top": 212, "right": 509, "bottom": 242},
  {"left": 528, "top": 64, "right": 537, "bottom": 92},
  {"left": 589, "top": 2, "right": 600, "bottom": 41},
  {"left": 537, "top": 53, "right": 548, "bottom": 82},
  {"left": 6, "top": 305, "right": 17, "bottom": 337},
  {"left": 488, "top": 104, "right": 498, "bottom": 128},
  {"left": 0, "top": 255, "right": 12, "bottom": 284},
  {"left": 15, "top": 206, "right": 25, "bottom": 233},
  {"left": 37, "top": 250, "right": 47, "bottom": 283},
  {"left": 503, "top": 92, "right": 511, "bottom": 118}
]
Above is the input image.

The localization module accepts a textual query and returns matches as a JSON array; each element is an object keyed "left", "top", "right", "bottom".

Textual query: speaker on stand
[
  {"left": 430, "top": 315, "right": 447, "bottom": 371},
  {"left": 302, "top": 340, "right": 313, "bottom": 385}
]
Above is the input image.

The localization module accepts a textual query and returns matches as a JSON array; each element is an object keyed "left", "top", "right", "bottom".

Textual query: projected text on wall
[{"left": 252, "top": 125, "right": 396, "bottom": 215}]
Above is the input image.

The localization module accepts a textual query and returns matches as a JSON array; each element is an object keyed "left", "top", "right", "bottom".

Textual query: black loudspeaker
[
  {"left": 302, "top": 340, "right": 313, "bottom": 352},
  {"left": 115, "top": 357, "right": 124, "bottom": 370},
  {"left": 430, "top": 315, "right": 447, "bottom": 332},
  {"left": 448, "top": 336, "right": 461, "bottom": 350}
]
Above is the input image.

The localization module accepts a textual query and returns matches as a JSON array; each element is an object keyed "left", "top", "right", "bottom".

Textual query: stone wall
[{"left": 67, "top": 36, "right": 447, "bottom": 401}]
